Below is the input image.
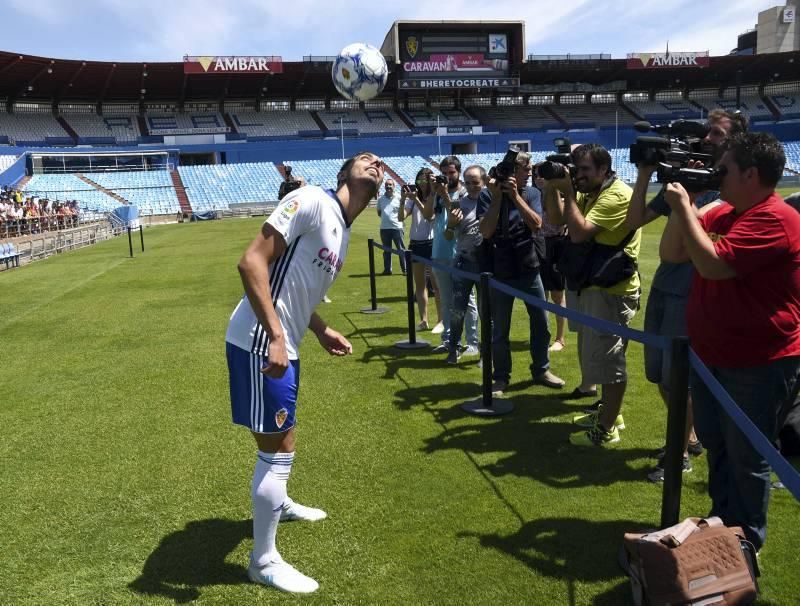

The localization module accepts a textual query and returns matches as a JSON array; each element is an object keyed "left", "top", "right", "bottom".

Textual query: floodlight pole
[
  {"left": 340, "top": 118, "right": 345, "bottom": 160},
  {"left": 437, "top": 114, "right": 441, "bottom": 156}
]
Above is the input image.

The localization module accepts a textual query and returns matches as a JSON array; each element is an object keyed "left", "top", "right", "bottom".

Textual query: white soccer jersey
[{"left": 226, "top": 185, "right": 351, "bottom": 359}]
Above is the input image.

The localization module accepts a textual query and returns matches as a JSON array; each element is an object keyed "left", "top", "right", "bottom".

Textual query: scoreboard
[{"left": 382, "top": 21, "right": 524, "bottom": 90}]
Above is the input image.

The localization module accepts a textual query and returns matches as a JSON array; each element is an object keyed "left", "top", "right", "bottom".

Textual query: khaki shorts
[{"left": 571, "top": 289, "right": 639, "bottom": 385}]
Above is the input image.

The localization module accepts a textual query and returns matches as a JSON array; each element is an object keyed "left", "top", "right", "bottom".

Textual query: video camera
[
  {"left": 489, "top": 146, "right": 520, "bottom": 181},
  {"left": 536, "top": 137, "right": 574, "bottom": 180},
  {"left": 279, "top": 165, "right": 302, "bottom": 197},
  {"left": 629, "top": 120, "right": 725, "bottom": 191}
]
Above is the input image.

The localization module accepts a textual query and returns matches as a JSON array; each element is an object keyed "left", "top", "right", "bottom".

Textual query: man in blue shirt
[
  {"left": 376, "top": 179, "right": 406, "bottom": 275},
  {"left": 477, "top": 150, "right": 565, "bottom": 394}
]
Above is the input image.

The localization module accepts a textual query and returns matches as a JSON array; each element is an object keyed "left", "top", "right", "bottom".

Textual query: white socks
[{"left": 251, "top": 451, "right": 294, "bottom": 568}]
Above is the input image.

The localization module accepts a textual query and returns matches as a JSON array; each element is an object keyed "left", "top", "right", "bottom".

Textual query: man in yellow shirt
[{"left": 544, "top": 143, "right": 641, "bottom": 446}]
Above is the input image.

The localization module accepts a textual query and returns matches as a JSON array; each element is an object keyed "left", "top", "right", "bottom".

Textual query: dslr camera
[
  {"left": 629, "top": 120, "right": 726, "bottom": 191},
  {"left": 489, "top": 146, "right": 520, "bottom": 181},
  {"left": 536, "top": 137, "right": 574, "bottom": 180}
]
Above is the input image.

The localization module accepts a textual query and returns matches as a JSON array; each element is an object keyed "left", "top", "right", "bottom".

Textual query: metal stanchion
[
  {"left": 139, "top": 225, "right": 145, "bottom": 252},
  {"left": 127, "top": 226, "right": 134, "bottom": 258},
  {"left": 461, "top": 272, "right": 513, "bottom": 416},
  {"left": 361, "top": 238, "right": 389, "bottom": 314},
  {"left": 660, "top": 336, "right": 690, "bottom": 528},
  {"left": 395, "top": 249, "right": 429, "bottom": 349}
]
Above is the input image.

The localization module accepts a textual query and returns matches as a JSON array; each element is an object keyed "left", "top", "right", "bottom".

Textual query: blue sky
[{"left": 0, "top": 0, "right": 783, "bottom": 63}]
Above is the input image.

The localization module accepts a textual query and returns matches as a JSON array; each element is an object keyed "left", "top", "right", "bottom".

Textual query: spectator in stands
[
  {"left": 627, "top": 108, "right": 747, "bottom": 481},
  {"left": 534, "top": 169, "right": 568, "bottom": 354},
  {"left": 479, "top": 150, "right": 565, "bottom": 395},
  {"left": 425, "top": 155, "right": 476, "bottom": 348},
  {"left": 545, "top": 143, "right": 641, "bottom": 447},
  {"left": 227, "top": 151, "right": 385, "bottom": 594},
  {"left": 376, "top": 179, "right": 406, "bottom": 275},
  {"left": 399, "top": 168, "right": 440, "bottom": 332},
  {"left": 660, "top": 132, "right": 800, "bottom": 553},
  {"left": 443, "top": 164, "right": 485, "bottom": 363}
]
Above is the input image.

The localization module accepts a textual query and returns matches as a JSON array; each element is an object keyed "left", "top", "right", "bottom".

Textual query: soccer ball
[{"left": 331, "top": 43, "right": 388, "bottom": 102}]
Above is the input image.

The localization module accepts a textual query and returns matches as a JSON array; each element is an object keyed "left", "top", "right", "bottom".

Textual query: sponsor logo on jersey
[
  {"left": 280, "top": 199, "right": 300, "bottom": 219},
  {"left": 275, "top": 408, "right": 288, "bottom": 429},
  {"left": 313, "top": 247, "right": 344, "bottom": 275}
]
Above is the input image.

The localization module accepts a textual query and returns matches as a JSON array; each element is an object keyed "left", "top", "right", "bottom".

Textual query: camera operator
[
  {"left": 544, "top": 143, "right": 641, "bottom": 447},
  {"left": 278, "top": 166, "right": 303, "bottom": 200},
  {"left": 660, "top": 131, "right": 800, "bottom": 553},
  {"left": 443, "top": 164, "right": 486, "bottom": 364},
  {"left": 626, "top": 109, "right": 747, "bottom": 481},
  {"left": 478, "top": 150, "right": 565, "bottom": 395}
]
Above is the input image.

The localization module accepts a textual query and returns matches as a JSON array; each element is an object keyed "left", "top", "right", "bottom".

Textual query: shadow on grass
[
  {"left": 460, "top": 517, "right": 646, "bottom": 605},
  {"left": 394, "top": 386, "right": 653, "bottom": 487},
  {"left": 128, "top": 518, "right": 250, "bottom": 603}
]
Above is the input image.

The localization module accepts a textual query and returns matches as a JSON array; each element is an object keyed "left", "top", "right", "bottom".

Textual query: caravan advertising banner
[{"left": 401, "top": 31, "right": 510, "bottom": 80}]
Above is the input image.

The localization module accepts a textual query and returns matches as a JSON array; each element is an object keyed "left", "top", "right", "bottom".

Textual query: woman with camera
[{"left": 398, "top": 168, "right": 441, "bottom": 332}]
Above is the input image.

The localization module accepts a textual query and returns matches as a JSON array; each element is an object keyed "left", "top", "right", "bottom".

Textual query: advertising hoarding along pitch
[{"left": 626, "top": 52, "right": 709, "bottom": 69}]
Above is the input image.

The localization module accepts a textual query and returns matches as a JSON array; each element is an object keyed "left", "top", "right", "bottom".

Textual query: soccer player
[{"left": 225, "top": 152, "right": 384, "bottom": 593}]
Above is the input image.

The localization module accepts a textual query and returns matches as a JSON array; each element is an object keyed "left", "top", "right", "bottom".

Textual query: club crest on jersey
[
  {"left": 275, "top": 408, "right": 289, "bottom": 429},
  {"left": 406, "top": 36, "right": 418, "bottom": 58}
]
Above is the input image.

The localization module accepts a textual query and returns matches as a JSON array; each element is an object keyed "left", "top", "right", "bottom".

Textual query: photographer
[
  {"left": 545, "top": 143, "right": 641, "bottom": 447},
  {"left": 478, "top": 150, "right": 565, "bottom": 394},
  {"left": 398, "top": 168, "right": 440, "bottom": 331},
  {"left": 660, "top": 132, "right": 800, "bottom": 553},
  {"left": 626, "top": 109, "right": 747, "bottom": 481},
  {"left": 426, "top": 155, "right": 477, "bottom": 350}
]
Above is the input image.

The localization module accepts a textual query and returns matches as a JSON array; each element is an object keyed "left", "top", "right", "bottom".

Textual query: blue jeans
[
  {"left": 690, "top": 356, "right": 800, "bottom": 551},
  {"left": 379, "top": 229, "right": 406, "bottom": 274},
  {"left": 448, "top": 257, "right": 480, "bottom": 350},
  {"left": 491, "top": 271, "right": 551, "bottom": 382},
  {"left": 432, "top": 261, "right": 454, "bottom": 344}
]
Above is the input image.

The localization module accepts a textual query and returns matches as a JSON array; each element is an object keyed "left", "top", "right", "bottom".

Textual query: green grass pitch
[{"left": 1, "top": 195, "right": 798, "bottom": 604}]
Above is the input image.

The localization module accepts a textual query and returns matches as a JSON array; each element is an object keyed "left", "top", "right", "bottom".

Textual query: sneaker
[
  {"left": 581, "top": 399, "right": 604, "bottom": 414},
  {"left": 431, "top": 343, "right": 450, "bottom": 354},
  {"left": 322, "top": 295, "right": 332, "bottom": 303},
  {"left": 431, "top": 322, "right": 445, "bottom": 334},
  {"left": 548, "top": 339, "right": 565, "bottom": 352},
  {"left": 462, "top": 344, "right": 480, "bottom": 357},
  {"left": 248, "top": 555, "right": 319, "bottom": 593},
  {"left": 573, "top": 406, "right": 625, "bottom": 430},
  {"left": 417, "top": 320, "right": 430, "bottom": 331},
  {"left": 647, "top": 456, "right": 692, "bottom": 482},
  {"left": 687, "top": 440, "right": 704, "bottom": 456},
  {"left": 569, "top": 423, "right": 620, "bottom": 447},
  {"left": 491, "top": 380, "right": 508, "bottom": 396},
  {"left": 566, "top": 386, "right": 598, "bottom": 399},
  {"left": 279, "top": 498, "right": 327, "bottom": 522},
  {"left": 533, "top": 370, "right": 565, "bottom": 389},
  {"left": 446, "top": 349, "right": 461, "bottom": 365}
]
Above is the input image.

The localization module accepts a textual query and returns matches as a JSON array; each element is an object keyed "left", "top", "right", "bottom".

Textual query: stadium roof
[{"left": 0, "top": 48, "right": 797, "bottom": 105}]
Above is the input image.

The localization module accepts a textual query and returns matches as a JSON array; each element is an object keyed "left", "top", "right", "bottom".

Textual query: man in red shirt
[{"left": 661, "top": 132, "right": 800, "bottom": 552}]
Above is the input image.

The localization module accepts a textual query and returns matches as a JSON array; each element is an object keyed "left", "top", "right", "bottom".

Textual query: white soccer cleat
[
  {"left": 248, "top": 555, "right": 319, "bottom": 593},
  {"left": 279, "top": 497, "right": 327, "bottom": 522}
]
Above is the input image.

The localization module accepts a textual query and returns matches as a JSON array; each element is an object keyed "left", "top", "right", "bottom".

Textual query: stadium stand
[
  {"left": 281, "top": 158, "right": 348, "bottom": 190},
  {"left": 552, "top": 102, "right": 632, "bottom": 128},
  {"left": 784, "top": 140, "right": 800, "bottom": 173},
  {"left": 769, "top": 93, "right": 800, "bottom": 120},
  {"left": 86, "top": 171, "right": 180, "bottom": 215},
  {"left": 146, "top": 113, "right": 229, "bottom": 135},
  {"left": 317, "top": 109, "right": 410, "bottom": 134},
  {"left": 401, "top": 108, "right": 478, "bottom": 128},
  {"left": 64, "top": 113, "right": 141, "bottom": 143},
  {"left": 229, "top": 111, "right": 321, "bottom": 138},
  {"left": 24, "top": 174, "right": 119, "bottom": 212},
  {"left": 469, "top": 106, "right": 561, "bottom": 131},
  {"left": 0, "top": 112, "right": 71, "bottom": 144},
  {"left": 382, "top": 156, "right": 434, "bottom": 183},
  {"left": 178, "top": 162, "right": 285, "bottom": 210},
  {"left": 624, "top": 99, "right": 703, "bottom": 122}
]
